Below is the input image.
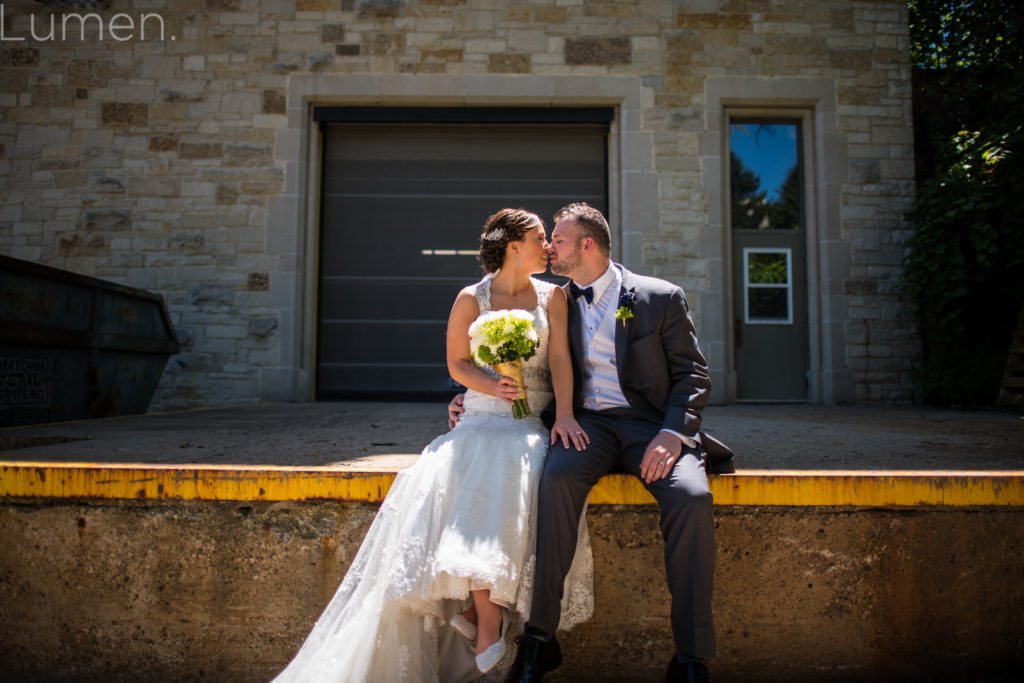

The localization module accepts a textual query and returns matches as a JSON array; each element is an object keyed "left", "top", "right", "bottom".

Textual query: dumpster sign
[{"left": 0, "top": 356, "right": 51, "bottom": 426}]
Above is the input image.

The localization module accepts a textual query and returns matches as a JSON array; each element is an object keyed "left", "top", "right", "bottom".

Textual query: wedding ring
[{"left": 659, "top": 460, "right": 665, "bottom": 465}]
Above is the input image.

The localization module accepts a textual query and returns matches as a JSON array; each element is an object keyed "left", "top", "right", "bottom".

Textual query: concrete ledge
[
  {"left": 3, "top": 461, "right": 1024, "bottom": 507},
  {"left": 2, "top": 493, "right": 1022, "bottom": 682}
]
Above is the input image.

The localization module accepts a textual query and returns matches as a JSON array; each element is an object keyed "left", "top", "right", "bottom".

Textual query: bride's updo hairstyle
[{"left": 478, "top": 208, "right": 544, "bottom": 274}]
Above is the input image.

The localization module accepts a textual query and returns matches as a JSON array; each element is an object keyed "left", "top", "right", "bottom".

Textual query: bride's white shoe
[
  {"left": 450, "top": 613, "right": 477, "bottom": 642},
  {"left": 474, "top": 613, "right": 509, "bottom": 674}
]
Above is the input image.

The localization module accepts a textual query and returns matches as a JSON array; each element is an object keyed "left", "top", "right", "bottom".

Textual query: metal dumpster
[{"left": 0, "top": 255, "right": 179, "bottom": 427}]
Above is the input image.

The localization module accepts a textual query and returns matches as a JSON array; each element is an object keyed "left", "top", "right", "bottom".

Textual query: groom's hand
[
  {"left": 640, "top": 431, "right": 685, "bottom": 483},
  {"left": 447, "top": 393, "right": 465, "bottom": 431}
]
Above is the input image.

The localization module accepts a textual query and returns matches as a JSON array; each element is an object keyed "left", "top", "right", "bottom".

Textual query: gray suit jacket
[{"left": 555, "top": 264, "right": 734, "bottom": 474}]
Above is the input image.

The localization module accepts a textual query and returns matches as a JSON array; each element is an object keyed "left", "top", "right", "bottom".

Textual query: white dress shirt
[
  {"left": 576, "top": 264, "right": 629, "bottom": 411},
  {"left": 572, "top": 264, "right": 691, "bottom": 448}
]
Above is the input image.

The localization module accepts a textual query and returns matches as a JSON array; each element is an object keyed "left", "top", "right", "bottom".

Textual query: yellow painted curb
[
  {"left": 0, "top": 462, "right": 396, "bottom": 503},
  {"left": 3, "top": 462, "right": 1024, "bottom": 507}
]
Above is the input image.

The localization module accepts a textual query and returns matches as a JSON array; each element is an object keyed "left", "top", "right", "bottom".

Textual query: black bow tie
[{"left": 569, "top": 282, "right": 594, "bottom": 304}]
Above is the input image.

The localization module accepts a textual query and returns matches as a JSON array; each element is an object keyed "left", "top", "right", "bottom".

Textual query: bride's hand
[
  {"left": 551, "top": 416, "right": 589, "bottom": 451},
  {"left": 493, "top": 376, "right": 522, "bottom": 404}
]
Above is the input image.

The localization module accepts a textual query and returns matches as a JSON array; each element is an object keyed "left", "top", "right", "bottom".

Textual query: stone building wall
[{"left": 0, "top": 0, "right": 917, "bottom": 408}]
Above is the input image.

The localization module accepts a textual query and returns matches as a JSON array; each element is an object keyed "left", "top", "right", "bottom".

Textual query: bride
[{"left": 271, "top": 208, "right": 594, "bottom": 682}]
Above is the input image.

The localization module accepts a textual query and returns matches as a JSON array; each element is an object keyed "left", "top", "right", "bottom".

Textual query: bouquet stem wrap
[{"left": 491, "top": 359, "right": 530, "bottom": 419}]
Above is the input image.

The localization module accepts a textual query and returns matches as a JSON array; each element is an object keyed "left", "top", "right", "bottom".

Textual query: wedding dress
[{"left": 272, "top": 274, "right": 593, "bottom": 683}]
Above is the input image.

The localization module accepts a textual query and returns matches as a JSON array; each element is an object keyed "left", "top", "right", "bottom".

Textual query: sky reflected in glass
[{"left": 729, "top": 123, "right": 798, "bottom": 202}]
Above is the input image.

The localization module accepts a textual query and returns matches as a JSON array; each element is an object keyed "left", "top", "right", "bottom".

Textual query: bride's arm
[
  {"left": 446, "top": 288, "right": 521, "bottom": 404},
  {"left": 546, "top": 287, "right": 588, "bottom": 451}
]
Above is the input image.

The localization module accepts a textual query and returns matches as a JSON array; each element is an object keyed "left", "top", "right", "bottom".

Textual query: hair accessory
[{"left": 483, "top": 228, "right": 505, "bottom": 242}]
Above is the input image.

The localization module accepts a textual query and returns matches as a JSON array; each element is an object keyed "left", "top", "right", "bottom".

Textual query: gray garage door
[{"left": 317, "top": 111, "right": 609, "bottom": 399}]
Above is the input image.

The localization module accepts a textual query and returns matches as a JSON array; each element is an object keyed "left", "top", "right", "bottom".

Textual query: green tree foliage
[
  {"left": 730, "top": 151, "right": 768, "bottom": 230},
  {"left": 905, "top": 0, "right": 1024, "bottom": 405},
  {"left": 767, "top": 164, "right": 801, "bottom": 231}
]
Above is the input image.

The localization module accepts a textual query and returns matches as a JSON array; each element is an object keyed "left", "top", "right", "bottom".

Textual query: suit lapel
[{"left": 614, "top": 265, "right": 636, "bottom": 375}]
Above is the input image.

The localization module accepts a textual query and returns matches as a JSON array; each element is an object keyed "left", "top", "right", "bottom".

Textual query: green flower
[
  {"left": 468, "top": 309, "right": 539, "bottom": 365},
  {"left": 615, "top": 288, "right": 637, "bottom": 326}
]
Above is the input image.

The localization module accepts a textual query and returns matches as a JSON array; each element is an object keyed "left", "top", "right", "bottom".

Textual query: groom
[{"left": 449, "top": 203, "right": 731, "bottom": 682}]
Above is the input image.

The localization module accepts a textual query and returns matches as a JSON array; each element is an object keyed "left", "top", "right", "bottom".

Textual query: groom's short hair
[{"left": 554, "top": 202, "right": 611, "bottom": 256}]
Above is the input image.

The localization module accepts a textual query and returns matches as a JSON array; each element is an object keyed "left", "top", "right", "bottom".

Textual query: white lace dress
[{"left": 271, "top": 275, "right": 593, "bottom": 683}]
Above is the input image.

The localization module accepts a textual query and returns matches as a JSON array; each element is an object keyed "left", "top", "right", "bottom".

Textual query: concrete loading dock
[{"left": 2, "top": 402, "right": 1023, "bottom": 681}]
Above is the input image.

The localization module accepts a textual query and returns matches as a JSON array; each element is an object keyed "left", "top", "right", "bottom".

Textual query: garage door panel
[
  {"left": 327, "top": 161, "right": 602, "bottom": 189},
  {"left": 321, "top": 321, "right": 446, "bottom": 364},
  {"left": 318, "top": 364, "right": 454, "bottom": 395},
  {"left": 318, "top": 278, "right": 466, "bottom": 320},
  {"left": 317, "top": 120, "right": 607, "bottom": 399}
]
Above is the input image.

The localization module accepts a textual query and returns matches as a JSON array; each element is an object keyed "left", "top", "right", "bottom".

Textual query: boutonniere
[{"left": 615, "top": 288, "right": 636, "bottom": 327}]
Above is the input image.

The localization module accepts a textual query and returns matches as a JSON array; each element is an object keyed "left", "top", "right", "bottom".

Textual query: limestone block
[
  {"left": 584, "top": 4, "right": 637, "bottom": 19},
  {"left": 248, "top": 316, "right": 279, "bottom": 340},
  {"left": 262, "top": 89, "right": 286, "bottom": 114},
  {"left": 141, "top": 56, "right": 179, "bottom": 80},
  {"left": 247, "top": 273, "right": 270, "bottom": 292},
  {"left": 182, "top": 55, "right": 206, "bottom": 72},
  {"left": 180, "top": 142, "right": 222, "bottom": 159},
  {"left": 91, "top": 177, "right": 124, "bottom": 193},
  {"left": 506, "top": 29, "right": 548, "bottom": 54},
  {"left": 676, "top": 12, "right": 752, "bottom": 31},
  {"left": 224, "top": 144, "right": 273, "bottom": 167},
  {"left": 358, "top": 0, "right": 403, "bottom": 19},
  {"left": 181, "top": 181, "right": 220, "bottom": 198},
  {"left": 364, "top": 31, "right": 407, "bottom": 56},
  {"left": 0, "top": 47, "right": 38, "bottom": 67},
  {"left": 65, "top": 60, "right": 108, "bottom": 88},
  {"left": 145, "top": 136, "right": 177, "bottom": 154},
  {"left": 421, "top": 49, "right": 463, "bottom": 63},
  {"left": 78, "top": 210, "right": 131, "bottom": 232},
  {"left": 189, "top": 283, "right": 234, "bottom": 308},
  {"left": 321, "top": 24, "right": 347, "bottom": 43},
  {"left": 564, "top": 37, "right": 632, "bottom": 65},
  {"left": 58, "top": 233, "right": 108, "bottom": 256},
  {"left": 100, "top": 102, "right": 147, "bottom": 127},
  {"left": 15, "top": 125, "right": 69, "bottom": 147},
  {"left": 52, "top": 171, "right": 87, "bottom": 189},
  {"left": 453, "top": 10, "right": 494, "bottom": 33},
  {"left": 124, "top": 177, "right": 180, "bottom": 198},
  {"left": 535, "top": 7, "right": 566, "bottom": 23},
  {"left": 488, "top": 54, "right": 530, "bottom": 74}
]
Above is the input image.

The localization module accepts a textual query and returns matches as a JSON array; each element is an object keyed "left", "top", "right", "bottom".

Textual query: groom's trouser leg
[
  {"left": 527, "top": 412, "right": 621, "bottom": 635},
  {"left": 621, "top": 436, "right": 718, "bottom": 660}
]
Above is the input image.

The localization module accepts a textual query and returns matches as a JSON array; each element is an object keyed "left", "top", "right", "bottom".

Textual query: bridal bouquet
[{"left": 468, "top": 309, "right": 539, "bottom": 418}]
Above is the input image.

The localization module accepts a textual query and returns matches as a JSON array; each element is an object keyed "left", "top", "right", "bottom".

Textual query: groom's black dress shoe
[
  {"left": 665, "top": 656, "right": 710, "bottom": 683},
  {"left": 503, "top": 629, "right": 562, "bottom": 682}
]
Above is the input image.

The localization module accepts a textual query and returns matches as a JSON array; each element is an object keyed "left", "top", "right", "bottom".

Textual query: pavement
[{"left": 1, "top": 401, "right": 1022, "bottom": 471}]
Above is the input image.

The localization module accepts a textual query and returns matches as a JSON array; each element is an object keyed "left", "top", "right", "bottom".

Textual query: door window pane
[
  {"left": 744, "top": 248, "right": 792, "bottom": 324},
  {"left": 730, "top": 122, "right": 801, "bottom": 231},
  {"left": 747, "top": 251, "right": 788, "bottom": 284}
]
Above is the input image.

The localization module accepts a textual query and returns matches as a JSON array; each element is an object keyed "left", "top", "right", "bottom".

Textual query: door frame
[
  {"left": 724, "top": 107, "right": 819, "bottom": 404},
  {"left": 702, "top": 77, "right": 854, "bottom": 406}
]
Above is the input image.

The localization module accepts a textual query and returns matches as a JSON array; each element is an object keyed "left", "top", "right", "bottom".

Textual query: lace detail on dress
[{"left": 464, "top": 276, "right": 555, "bottom": 418}]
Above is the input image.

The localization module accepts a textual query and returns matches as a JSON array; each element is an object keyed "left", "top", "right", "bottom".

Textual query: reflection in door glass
[
  {"left": 744, "top": 248, "right": 792, "bottom": 324},
  {"left": 730, "top": 122, "right": 801, "bottom": 230},
  {"left": 747, "top": 251, "right": 788, "bottom": 284},
  {"left": 748, "top": 288, "right": 789, "bottom": 320}
]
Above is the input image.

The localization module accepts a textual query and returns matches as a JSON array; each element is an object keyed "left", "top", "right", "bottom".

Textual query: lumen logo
[{"left": 0, "top": 4, "right": 173, "bottom": 42}]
